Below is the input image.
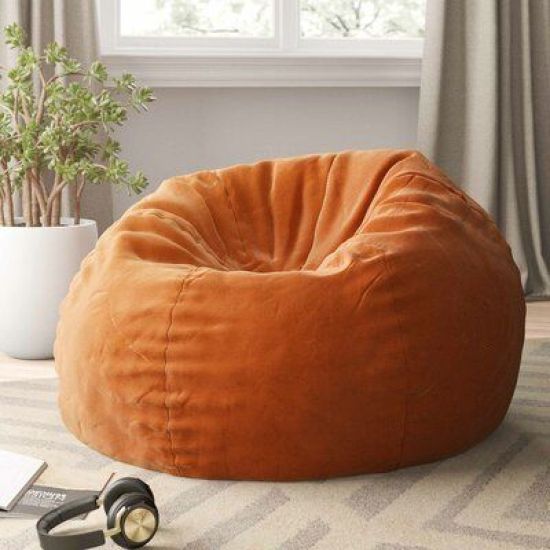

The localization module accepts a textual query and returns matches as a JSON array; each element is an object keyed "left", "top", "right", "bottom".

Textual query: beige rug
[{"left": 0, "top": 340, "right": 548, "bottom": 550}]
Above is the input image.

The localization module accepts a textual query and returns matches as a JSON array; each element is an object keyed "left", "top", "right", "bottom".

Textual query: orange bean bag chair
[{"left": 55, "top": 150, "right": 525, "bottom": 480}]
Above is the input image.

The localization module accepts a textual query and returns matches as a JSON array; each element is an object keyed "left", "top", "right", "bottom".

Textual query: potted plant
[{"left": 0, "top": 23, "right": 154, "bottom": 359}]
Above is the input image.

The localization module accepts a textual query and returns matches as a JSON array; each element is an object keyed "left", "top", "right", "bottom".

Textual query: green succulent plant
[{"left": 0, "top": 23, "right": 155, "bottom": 227}]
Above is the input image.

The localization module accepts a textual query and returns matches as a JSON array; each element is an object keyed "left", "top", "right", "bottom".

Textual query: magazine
[
  {"left": 0, "top": 449, "right": 47, "bottom": 511},
  {"left": 0, "top": 472, "right": 114, "bottom": 519}
]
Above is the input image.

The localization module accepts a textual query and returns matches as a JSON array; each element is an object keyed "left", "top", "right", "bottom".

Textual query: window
[
  {"left": 300, "top": 1, "right": 425, "bottom": 40},
  {"left": 120, "top": 0, "right": 274, "bottom": 38},
  {"left": 98, "top": 0, "right": 426, "bottom": 87}
]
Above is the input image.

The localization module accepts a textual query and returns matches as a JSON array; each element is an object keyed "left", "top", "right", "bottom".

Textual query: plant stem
[
  {"left": 51, "top": 193, "right": 61, "bottom": 226},
  {"left": 20, "top": 94, "right": 31, "bottom": 123},
  {"left": 29, "top": 169, "right": 48, "bottom": 215},
  {"left": 0, "top": 195, "right": 4, "bottom": 226},
  {"left": 12, "top": 89, "right": 20, "bottom": 133},
  {"left": 31, "top": 187, "right": 40, "bottom": 226},
  {"left": 74, "top": 193, "right": 81, "bottom": 225},
  {"left": 45, "top": 174, "right": 67, "bottom": 226},
  {"left": 70, "top": 181, "right": 77, "bottom": 224},
  {"left": 25, "top": 170, "right": 47, "bottom": 225},
  {"left": 22, "top": 177, "right": 32, "bottom": 226},
  {"left": 75, "top": 175, "right": 85, "bottom": 225},
  {"left": 1, "top": 165, "right": 15, "bottom": 226},
  {"left": 35, "top": 67, "right": 46, "bottom": 124},
  {"left": 6, "top": 190, "right": 14, "bottom": 226}
]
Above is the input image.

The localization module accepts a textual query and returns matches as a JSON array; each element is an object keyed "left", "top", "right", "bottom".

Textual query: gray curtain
[
  {"left": 0, "top": 0, "right": 113, "bottom": 233},
  {"left": 418, "top": 0, "right": 550, "bottom": 298}
]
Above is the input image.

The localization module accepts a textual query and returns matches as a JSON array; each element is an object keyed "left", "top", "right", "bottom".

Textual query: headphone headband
[
  {"left": 36, "top": 493, "right": 106, "bottom": 550},
  {"left": 36, "top": 477, "right": 158, "bottom": 549}
]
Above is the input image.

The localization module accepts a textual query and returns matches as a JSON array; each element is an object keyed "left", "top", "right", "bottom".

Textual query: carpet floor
[{"left": 0, "top": 339, "right": 548, "bottom": 549}]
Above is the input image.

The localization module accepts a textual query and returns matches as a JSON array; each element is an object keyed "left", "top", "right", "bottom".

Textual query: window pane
[
  {"left": 120, "top": 0, "right": 274, "bottom": 38},
  {"left": 300, "top": 0, "right": 425, "bottom": 39}
]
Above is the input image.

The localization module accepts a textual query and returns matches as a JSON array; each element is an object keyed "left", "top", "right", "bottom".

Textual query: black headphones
[{"left": 36, "top": 477, "right": 159, "bottom": 549}]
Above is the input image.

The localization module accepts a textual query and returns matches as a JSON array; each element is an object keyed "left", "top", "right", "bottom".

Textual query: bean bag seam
[
  {"left": 376, "top": 171, "right": 511, "bottom": 257},
  {"left": 392, "top": 171, "right": 501, "bottom": 231},
  {"left": 216, "top": 170, "right": 251, "bottom": 270},
  {"left": 348, "top": 240, "right": 412, "bottom": 469},
  {"left": 358, "top": 174, "right": 416, "bottom": 235},
  {"left": 194, "top": 187, "right": 235, "bottom": 266},
  {"left": 108, "top": 296, "right": 153, "bottom": 366},
  {"left": 162, "top": 267, "right": 200, "bottom": 475},
  {"left": 302, "top": 153, "right": 338, "bottom": 269},
  {"left": 378, "top": 247, "right": 412, "bottom": 469},
  {"left": 128, "top": 209, "right": 230, "bottom": 268}
]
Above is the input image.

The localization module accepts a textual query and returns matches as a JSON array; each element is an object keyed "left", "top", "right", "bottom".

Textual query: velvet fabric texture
[{"left": 55, "top": 150, "right": 525, "bottom": 480}]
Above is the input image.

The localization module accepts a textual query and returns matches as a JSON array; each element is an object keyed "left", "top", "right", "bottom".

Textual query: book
[
  {"left": 0, "top": 472, "right": 114, "bottom": 519},
  {"left": 0, "top": 449, "right": 47, "bottom": 511}
]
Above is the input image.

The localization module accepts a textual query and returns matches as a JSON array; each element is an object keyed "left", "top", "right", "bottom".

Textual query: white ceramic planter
[{"left": 0, "top": 218, "right": 98, "bottom": 359}]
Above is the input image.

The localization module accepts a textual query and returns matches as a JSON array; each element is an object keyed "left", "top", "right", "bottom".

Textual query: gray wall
[{"left": 113, "top": 87, "right": 420, "bottom": 219}]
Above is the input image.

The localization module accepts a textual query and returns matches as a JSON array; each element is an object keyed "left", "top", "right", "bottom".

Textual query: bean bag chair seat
[{"left": 55, "top": 150, "right": 525, "bottom": 480}]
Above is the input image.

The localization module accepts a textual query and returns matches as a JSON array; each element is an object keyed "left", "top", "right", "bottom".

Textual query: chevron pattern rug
[{"left": 0, "top": 339, "right": 548, "bottom": 550}]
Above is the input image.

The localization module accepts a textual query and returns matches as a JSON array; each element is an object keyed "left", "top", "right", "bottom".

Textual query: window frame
[{"left": 97, "top": 0, "right": 424, "bottom": 87}]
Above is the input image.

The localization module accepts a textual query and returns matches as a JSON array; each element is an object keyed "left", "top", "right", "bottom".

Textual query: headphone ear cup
[
  {"left": 103, "top": 477, "right": 155, "bottom": 513},
  {"left": 107, "top": 493, "right": 158, "bottom": 549}
]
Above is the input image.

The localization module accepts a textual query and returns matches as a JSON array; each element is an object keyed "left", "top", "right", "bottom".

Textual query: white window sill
[{"left": 101, "top": 53, "right": 422, "bottom": 88}]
